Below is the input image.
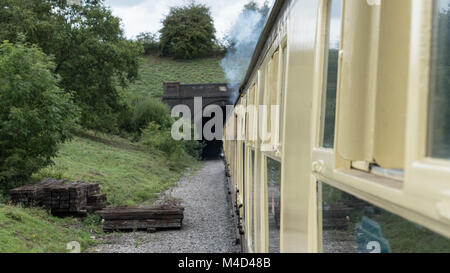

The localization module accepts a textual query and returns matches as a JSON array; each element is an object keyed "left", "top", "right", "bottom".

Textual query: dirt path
[{"left": 91, "top": 160, "right": 240, "bottom": 253}]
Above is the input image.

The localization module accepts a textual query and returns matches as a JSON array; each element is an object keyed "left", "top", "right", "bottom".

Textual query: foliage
[
  {"left": 183, "top": 137, "right": 206, "bottom": 160},
  {"left": 0, "top": 41, "right": 78, "bottom": 192},
  {"left": 136, "top": 32, "right": 160, "bottom": 55},
  {"left": 140, "top": 122, "right": 204, "bottom": 160},
  {"left": 0, "top": 0, "right": 143, "bottom": 132},
  {"left": 116, "top": 102, "right": 135, "bottom": 135},
  {"left": 131, "top": 97, "right": 173, "bottom": 132},
  {"left": 81, "top": 212, "right": 101, "bottom": 227},
  {"left": 160, "top": 3, "right": 216, "bottom": 59},
  {"left": 140, "top": 122, "right": 181, "bottom": 156}
]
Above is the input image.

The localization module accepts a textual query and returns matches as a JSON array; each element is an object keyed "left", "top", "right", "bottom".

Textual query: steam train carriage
[{"left": 223, "top": 0, "right": 450, "bottom": 253}]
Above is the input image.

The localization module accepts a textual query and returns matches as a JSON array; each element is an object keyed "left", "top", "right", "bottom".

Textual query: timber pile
[
  {"left": 98, "top": 206, "right": 184, "bottom": 232},
  {"left": 10, "top": 178, "right": 65, "bottom": 207},
  {"left": 10, "top": 178, "right": 107, "bottom": 217},
  {"left": 86, "top": 193, "right": 107, "bottom": 213},
  {"left": 43, "top": 182, "right": 88, "bottom": 216},
  {"left": 10, "top": 185, "right": 45, "bottom": 207}
]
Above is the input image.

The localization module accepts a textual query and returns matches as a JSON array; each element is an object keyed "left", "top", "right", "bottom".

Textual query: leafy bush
[
  {"left": 160, "top": 3, "right": 217, "bottom": 59},
  {"left": 0, "top": 41, "right": 78, "bottom": 192},
  {"left": 183, "top": 138, "right": 206, "bottom": 160},
  {"left": 116, "top": 102, "right": 135, "bottom": 134},
  {"left": 140, "top": 122, "right": 204, "bottom": 160},
  {"left": 141, "top": 122, "right": 182, "bottom": 156},
  {"left": 136, "top": 32, "right": 160, "bottom": 55},
  {"left": 131, "top": 97, "right": 173, "bottom": 132},
  {"left": 0, "top": 0, "right": 143, "bottom": 132}
]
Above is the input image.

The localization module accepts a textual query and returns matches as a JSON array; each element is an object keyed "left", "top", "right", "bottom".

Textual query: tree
[
  {"left": 136, "top": 32, "right": 160, "bottom": 55},
  {"left": 0, "top": 41, "right": 78, "bottom": 191},
  {"left": 160, "top": 3, "right": 216, "bottom": 59},
  {"left": 0, "top": 0, "right": 143, "bottom": 132}
]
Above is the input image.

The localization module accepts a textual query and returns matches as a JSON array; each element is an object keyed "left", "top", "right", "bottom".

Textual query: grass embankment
[
  {"left": 0, "top": 205, "right": 98, "bottom": 253},
  {"left": 124, "top": 55, "right": 227, "bottom": 99},
  {"left": 36, "top": 131, "right": 200, "bottom": 206},
  {"left": 1, "top": 131, "right": 200, "bottom": 253},
  {"left": 0, "top": 55, "right": 222, "bottom": 252}
]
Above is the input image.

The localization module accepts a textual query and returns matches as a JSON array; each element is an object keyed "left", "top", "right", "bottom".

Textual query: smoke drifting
[{"left": 220, "top": 4, "right": 268, "bottom": 104}]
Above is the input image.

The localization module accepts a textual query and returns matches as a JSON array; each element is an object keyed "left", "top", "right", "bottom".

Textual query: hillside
[
  {"left": 0, "top": 55, "right": 222, "bottom": 253},
  {"left": 35, "top": 131, "right": 200, "bottom": 206},
  {"left": 123, "top": 55, "right": 227, "bottom": 100}
]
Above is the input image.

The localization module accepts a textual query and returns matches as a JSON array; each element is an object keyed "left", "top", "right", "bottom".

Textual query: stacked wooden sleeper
[
  {"left": 9, "top": 179, "right": 107, "bottom": 217},
  {"left": 98, "top": 206, "right": 184, "bottom": 232}
]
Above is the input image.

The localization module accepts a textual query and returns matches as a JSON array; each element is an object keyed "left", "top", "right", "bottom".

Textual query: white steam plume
[{"left": 220, "top": 5, "right": 267, "bottom": 103}]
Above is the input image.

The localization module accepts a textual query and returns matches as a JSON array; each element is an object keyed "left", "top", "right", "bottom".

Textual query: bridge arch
[{"left": 162, "top": 82, "right": 235, "bottom": 159}]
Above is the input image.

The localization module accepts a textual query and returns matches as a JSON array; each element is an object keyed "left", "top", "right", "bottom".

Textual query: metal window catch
[{"left": 312, "top": 160, "right": 324, "bottom": 173}]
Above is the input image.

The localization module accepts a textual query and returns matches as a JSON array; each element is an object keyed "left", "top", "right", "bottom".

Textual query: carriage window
[
  {"left": 266, "top": 157, "right": 281, "bottom": 253},
  {"left": 322, "top": 0, "right": 342, "bottom": 148},
  {"left": 279, "top": 45, "right": 288, "bottom": 145},
  {"left": 250, "top": 150, "right": 256, "bottom": 252},
  {"left": 429, "top": 0, "right": 450, "bottom": 159},
  {"left": 319, "top": 182, "right": 450, "bottom": 253}
]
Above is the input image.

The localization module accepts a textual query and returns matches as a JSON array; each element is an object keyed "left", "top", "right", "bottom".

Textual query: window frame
[
  {"left": 276, "top": 38, "right": 289, "bottom": 156},
  {"left": 404, "top": 0, "right": 450, "bottom": 235},
  {"left": 310, "top": 0, "right": 450, "bottom": 248},
  {"left": 263, "top": 154, "right": 282, "bottom": 253}
]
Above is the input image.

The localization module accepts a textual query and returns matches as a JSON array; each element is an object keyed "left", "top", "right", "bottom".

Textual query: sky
[{"left": 103, "top": 0, "right": 274, "bottom": 40}]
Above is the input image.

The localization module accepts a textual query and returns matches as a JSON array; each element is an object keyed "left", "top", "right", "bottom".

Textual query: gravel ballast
[{"left": 92, "top": 160, "right": 240, "bottom": 253}]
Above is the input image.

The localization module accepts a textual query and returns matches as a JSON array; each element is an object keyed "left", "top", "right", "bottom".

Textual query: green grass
[
  {"left": 35, "top": 131, "right": 200, "bottom": 206},
  {"left": 123, "top": 55, "right": 227, "bottom": 100},
  {"left": 0, "top": 54, "right": 213, "bottom": 253},
  {"left": 0, "top": 204, "right": 98, "bottom": 253},
  {"left": 0, "top": 131, "right": 200, "bottom": 253}
]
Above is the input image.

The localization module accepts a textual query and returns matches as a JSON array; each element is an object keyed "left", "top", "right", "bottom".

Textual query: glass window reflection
[
  {"left": 250, "top": 150, "right": 255, "bottom": 252},
  {"left": 267, "top": 157, "right": 281, "bottom": 253},
  {"left": 429, "top": 0, "right": 450, "bottom": 159},
  {"left": 322, "top": 0, "right": 342, "bottom": 148},
  {"left": 319, "top": 182, "right": 450, "bottom": 253}
]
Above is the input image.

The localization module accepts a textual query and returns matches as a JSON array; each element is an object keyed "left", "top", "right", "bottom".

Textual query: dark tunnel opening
[
  {"left": 200, "top": 105, "right": 226, "bottom": 160},
  {"left": 201, "top": 139, "right": 223, "bottom": 160}
]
